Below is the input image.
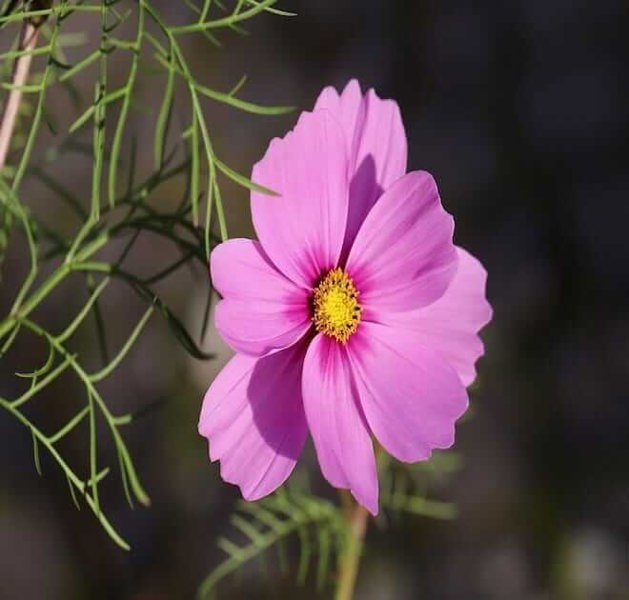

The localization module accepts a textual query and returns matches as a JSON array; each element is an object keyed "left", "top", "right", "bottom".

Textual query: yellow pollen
[{"left": 312, "top": 268, "right": 362, "bottom": 343}]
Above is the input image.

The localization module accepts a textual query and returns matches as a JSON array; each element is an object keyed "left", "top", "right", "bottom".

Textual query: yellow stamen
[{"left": 312, "top": 268, "right": 362, "bottom": 343}]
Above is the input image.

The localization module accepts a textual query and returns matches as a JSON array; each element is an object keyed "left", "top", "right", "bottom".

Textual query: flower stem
[{"left": 336, "top": 491, "right": 370, "bottom": 600}]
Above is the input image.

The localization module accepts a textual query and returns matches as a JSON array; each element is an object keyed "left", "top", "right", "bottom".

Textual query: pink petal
[
  {"left": 346, "top": 170, "right": 457, "bottom": 313},
  {"left": 251, "top": 110, "right": 348, "bottom": 287},
  {"left": 313, "top": 81, "right": 364, "bottom": 156},
  {"left": 314, "top": 80, "right": 407, "bottom": 255},
  {"left": 211, "top": 238, "right": 309, "bottom": 299},
  {"left": 348, "top": 322, "right": 468, "bottom": 463},
  {"left": 214, "top": 300, "right": 311, "bottom": 357},
  {"left": 383, "top": 248, "right": 492, "bottom": 386},
  {"left": 211, "top": 239, "right": 311, "bottom": 356},
  {"left": 302, "top": 334, "right": 378, "bottom": 514},
  {"left": 199, "top": 346, "right": 308, "bottom": 500}
]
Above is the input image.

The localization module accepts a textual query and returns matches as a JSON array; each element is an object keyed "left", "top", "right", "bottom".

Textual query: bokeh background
[{"left": 2, "top": 1, "right": 629, "bottom": 598}]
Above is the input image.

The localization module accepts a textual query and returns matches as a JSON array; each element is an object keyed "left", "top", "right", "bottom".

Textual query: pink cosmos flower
[{"left": 199, "top": 80, "right": 491, "bottom": 514}]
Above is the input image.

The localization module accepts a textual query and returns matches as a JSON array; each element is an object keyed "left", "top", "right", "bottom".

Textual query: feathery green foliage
[
  {"left": 199, "top": 451, "right": 461, "bottom": 598},
  {"left": 378, "top": 451, "right": 460, "bottom": 521},
  {"left": 0, "top": 0, "right": 292, "bottom": 549},
  {"left": 198, "top": 488, "right": 346, "bottom": 599}
]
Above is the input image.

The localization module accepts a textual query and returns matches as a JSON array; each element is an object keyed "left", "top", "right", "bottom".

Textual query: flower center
[{"left": 312, "top": 268, "right": 362, "bottom": 343}]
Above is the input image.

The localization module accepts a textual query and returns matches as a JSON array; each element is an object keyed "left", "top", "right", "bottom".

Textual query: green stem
[
  {"left": 336, "top": 491, "right": 370, "bottom": 600},
  {"left": 0, "top": 233, "right": 109, "bottom": 340}
]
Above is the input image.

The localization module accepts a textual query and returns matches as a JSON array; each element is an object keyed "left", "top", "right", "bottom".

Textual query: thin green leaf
[
  {"left": 32, "top": 432, "right": 42, "bottom": 475},
  {"left": 214, "top": 157, "right": 278, "bottom": 196},
  {"left": 89, "top": 304, "right": 153, "bottom": 383},
  {"left": 49, "top": 405, "right": 90, "bottom": 444}
]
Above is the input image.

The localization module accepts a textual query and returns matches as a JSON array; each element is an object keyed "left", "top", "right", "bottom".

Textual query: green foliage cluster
[
  {"left": 199, "top": 455, "right": 460, "bottom": 598},
  {"left": 0, "top": 0, "right": 293, "bottom": 550},
  {"left": 199, "top": 488, "right": 346, "bottom": 598}
]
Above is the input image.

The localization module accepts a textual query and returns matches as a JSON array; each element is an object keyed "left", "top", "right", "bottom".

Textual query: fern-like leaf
[{"left": 198, "top": 489, "right": 345, "bottom": 598}]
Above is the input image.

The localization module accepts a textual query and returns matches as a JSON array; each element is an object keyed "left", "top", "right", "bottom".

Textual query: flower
[{"left": 199, "top": 80, "right": 491, "bottom": 514}]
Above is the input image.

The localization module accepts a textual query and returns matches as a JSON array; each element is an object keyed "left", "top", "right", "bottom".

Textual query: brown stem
[
  {"left": 336, "top": 491, "right": 370, "bottom": 600},
  {"left": 0, "top": 18, "right": 42, "bottom": 283},
  {"left": 0, "top": 21, "right": 40, "bottom": 171}
]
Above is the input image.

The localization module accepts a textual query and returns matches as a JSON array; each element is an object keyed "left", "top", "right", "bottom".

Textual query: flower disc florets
[{"left": 312, "top": 268, "right": 362, "bottom": 343}]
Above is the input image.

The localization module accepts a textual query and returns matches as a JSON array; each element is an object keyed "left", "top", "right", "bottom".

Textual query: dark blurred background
[{"left": 2, "top": 1, "right": 629, "bottom": 598}]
